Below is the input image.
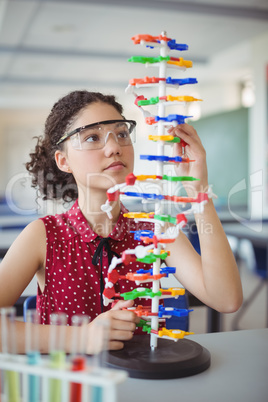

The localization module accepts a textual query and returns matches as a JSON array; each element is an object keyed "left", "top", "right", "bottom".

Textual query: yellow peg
[
  {"left": 123, "top": 212, "right": 153, "bottom": 219},
  {"left": 166, "top": 95, "right": 202, "bottom": 102},
  {"left": 158, "top": 328, "right": 194, "bottom": 339},
  {"left": 160, "top": 287, "right": 185, "bottom": 297},
  {"left": 148, "top": 135, "right": 175, "bottom": 142},
  {"left": 167, "top": 58, "right": 192, "bottom": 68},
  {"left": 136, "top": 174, "right": 158, "bottom": 181}
]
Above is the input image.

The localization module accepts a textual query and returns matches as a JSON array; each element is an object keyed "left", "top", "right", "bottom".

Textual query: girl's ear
[{"left": 55, "top": 150, "right": 72, "bottom": 173}]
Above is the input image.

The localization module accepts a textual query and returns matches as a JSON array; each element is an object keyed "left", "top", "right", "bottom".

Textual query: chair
[
  {"left": 164, "top": 293, "right": 190, "bottom": 331},
  {"left": 23, "top": 295, "right": 36, "bottom": 322}
]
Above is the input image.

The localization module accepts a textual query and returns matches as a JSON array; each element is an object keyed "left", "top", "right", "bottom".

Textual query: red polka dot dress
[{"left": 37, "top": 200, "right": 154, "bottom": 325}]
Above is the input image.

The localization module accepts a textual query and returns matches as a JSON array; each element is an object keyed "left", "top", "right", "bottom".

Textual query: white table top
[{"left": 117, "top": 329, "right": 268, "bottom": 402}]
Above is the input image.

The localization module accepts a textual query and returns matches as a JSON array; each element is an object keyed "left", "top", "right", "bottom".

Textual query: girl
[{"left": 0, "top": 90, "right": 242, "bottom": 353}]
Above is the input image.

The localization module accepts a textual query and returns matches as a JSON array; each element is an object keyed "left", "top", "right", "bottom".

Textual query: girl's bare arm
[
  {"left": 0, "top": 300, "right": 139, "bottom": 354},
  {"left": 0, "top": 219, "right": 46, "bottom": 307}
]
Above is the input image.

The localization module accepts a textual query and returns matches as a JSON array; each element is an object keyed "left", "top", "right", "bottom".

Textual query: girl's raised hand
[{"left": 168, "top": 123, "right": 208, "bottom": 195}]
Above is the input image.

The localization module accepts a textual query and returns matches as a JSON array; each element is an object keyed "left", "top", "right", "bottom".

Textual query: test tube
[
  {"left": 90, "top": 319, "right": 109, "bottom": 370},
  {"left": 0, "top": 307, "right": 20, "bottom": 402},
  {"left": 49, "top": 313, "right": 67, "bottom": 402},
  {"left": 69, "top": 314, "right": 89, "bottom": 402},
  {"left": 89, "top": 319, "right": 110, "bottom": 402},
  {"left": 25, "top": 310, "right": 41, "bottom": 402}
]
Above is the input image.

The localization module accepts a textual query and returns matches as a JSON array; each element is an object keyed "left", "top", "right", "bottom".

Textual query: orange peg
[{"left": 145, "top": 117, "right": 156, "bottom": 125}]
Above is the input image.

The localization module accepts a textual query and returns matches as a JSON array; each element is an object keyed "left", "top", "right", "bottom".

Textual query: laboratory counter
[{"left": 117, "top": 328, "right": 268, "bottom": 402}]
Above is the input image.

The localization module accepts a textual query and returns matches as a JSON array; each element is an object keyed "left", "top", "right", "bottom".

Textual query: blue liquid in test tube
[{"left": 26, "top": 310, "right": 41, "bottom": 402}]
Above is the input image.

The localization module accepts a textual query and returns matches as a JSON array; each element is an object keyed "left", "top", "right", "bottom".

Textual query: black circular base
[{"left": 106, "top": 335, "right": 211, "bottom": 379}]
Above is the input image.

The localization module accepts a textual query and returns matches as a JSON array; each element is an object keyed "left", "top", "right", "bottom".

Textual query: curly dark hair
[{"left": 25, "top": 90, "right": 124, "bottom": 202}]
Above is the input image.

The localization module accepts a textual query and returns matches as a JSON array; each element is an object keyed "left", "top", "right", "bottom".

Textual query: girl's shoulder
[
  {"left": 39, "top": 210, "right": 68, "bottom": 227},
  {"left": 38, "top": 208, "right": 79, "bottom": 244},
  {"left": 23, "top": 218, "right": 46, "bottom": 239}
]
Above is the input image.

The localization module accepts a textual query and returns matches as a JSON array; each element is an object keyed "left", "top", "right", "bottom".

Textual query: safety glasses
[{"left": 56, "top": 119, "right": 136, "bottom": 150}]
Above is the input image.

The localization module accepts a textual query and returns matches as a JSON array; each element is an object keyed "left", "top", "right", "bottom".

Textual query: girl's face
[{"left": 57, "top": 102, "right": 135, "bottom": 195}]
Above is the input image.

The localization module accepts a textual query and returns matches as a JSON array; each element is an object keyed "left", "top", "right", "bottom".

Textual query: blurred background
[
  {"left": 0, "top": 0, "right": 267, "bottom": 331},
  {"left": 0, "top": 0, "right": 268, "bottom": 215}
]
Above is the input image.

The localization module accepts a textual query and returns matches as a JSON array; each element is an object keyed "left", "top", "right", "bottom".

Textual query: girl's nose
[
  {"left": 103, "top": 132, "right": 122, "bottom": 156},
  {"left": 104, "top": 131, "right": 118, "bottom": 145}
]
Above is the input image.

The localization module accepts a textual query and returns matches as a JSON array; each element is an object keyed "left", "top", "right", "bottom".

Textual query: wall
[
  {"left": 193, "top": 107, "right": 249, "bottom": 209},
  {"left": 249, "top": 31, "right": 268, "bottom": 218},
  {"left": 0, "top": 109, "right": 48, "bottom": 212}
]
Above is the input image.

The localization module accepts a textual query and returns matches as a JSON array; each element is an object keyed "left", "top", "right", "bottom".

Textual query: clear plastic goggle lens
[{"left": 69, "top": 121, "right": 135, "bottom": 150}]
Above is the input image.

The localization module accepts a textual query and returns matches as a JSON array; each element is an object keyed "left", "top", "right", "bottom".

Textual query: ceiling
[{"left": 0, "top": 0, "right": 268, "bottom": 109}]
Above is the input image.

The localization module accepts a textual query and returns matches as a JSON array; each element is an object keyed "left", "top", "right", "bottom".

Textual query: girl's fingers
[
  {"left": 170, "top": 125, "right": 205, "bottom": 161},
  {"left": 110, "top": 317, "right": 137, "bottom": 332},
  {"left": 168, "top": 124, "right": 201, "bottom": 146},
  {"left": 109, "top": 340, "right": 125, "bottom": 350},
  {"left": 110, "top": 299, "right": 140, "bottom": 324},
  {"left": 168, "top": 123, "right": 196, "bottom": 137},
  {"left": 110, "top": 328, "right": 134, "bottom": 342},
  {"left": 89, "top": 302, "right": 140, "bottom": 352},
  {"left": 173, "top": 141, "right": 183, "bottom": 156},
  {"left": 111, "top": 299, "right": 134, "bottom": 311}
]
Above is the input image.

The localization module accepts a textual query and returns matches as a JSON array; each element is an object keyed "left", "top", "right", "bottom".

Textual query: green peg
[{"left": 162, "top": 175, "right": 200, "bottom": 181}]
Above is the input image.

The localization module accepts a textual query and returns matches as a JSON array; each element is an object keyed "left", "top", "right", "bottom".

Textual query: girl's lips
[{"left": 105, "top": 161, "right": 125, "bottom": 171}]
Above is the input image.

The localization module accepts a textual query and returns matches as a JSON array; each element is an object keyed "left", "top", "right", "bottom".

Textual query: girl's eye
[
  {"left": 84, "top": 134, "right": 100, "bottom": 143},
  {"left": 117, "top": 130, "right": 130, "bottom": 139},
  {"left": 80, "top": 128, "right": 101, "bottom": 143}
]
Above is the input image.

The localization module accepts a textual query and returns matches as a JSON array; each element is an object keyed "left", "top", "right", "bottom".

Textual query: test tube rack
[{"left": 0, "top": 352, "right": 127, "bottom": 402}]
